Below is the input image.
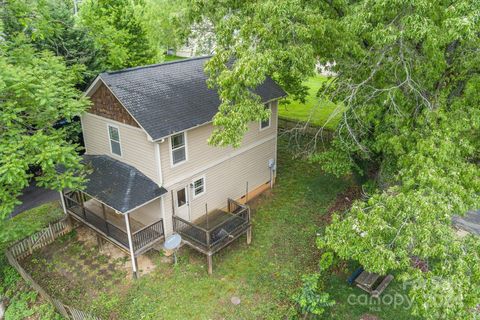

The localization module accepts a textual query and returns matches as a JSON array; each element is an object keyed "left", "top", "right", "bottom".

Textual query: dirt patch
[{"left": 320, "top": 185, "right": 363, "bottom": 224}]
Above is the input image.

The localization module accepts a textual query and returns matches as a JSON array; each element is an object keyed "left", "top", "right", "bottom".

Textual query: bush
[{"left": 292, "top": 274, "right": 335, "bottom": 319}]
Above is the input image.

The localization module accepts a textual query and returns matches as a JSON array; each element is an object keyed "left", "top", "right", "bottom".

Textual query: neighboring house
[{"left": 60, "top": 57, "right": 286, "bottom": 276}]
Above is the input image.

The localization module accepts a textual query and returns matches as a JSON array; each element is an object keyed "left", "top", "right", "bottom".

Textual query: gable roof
[
  {"left": 82, "top": 155, "right": 167, "bottom": 214},
  {"left": 88, "top": 56, "right": 286, "bottom": 141}
]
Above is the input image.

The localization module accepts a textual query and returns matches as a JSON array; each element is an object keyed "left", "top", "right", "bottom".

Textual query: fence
[
  {"left": 5, "top": 216, "right": 101, "bottom": 320},
  {"left": 8, "top": 217, "right": 73, "bottom": 260}
]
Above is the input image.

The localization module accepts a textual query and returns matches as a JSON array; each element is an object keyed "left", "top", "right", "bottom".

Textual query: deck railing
[
  {"left": 64, "top": 192, "right": 163, "bottom": 253},
  {"left": 132, "top": 220, "right": 164, "bottom": 252},
  {"left": 173, "top": 199, "right": 250, "bottom": 252}
]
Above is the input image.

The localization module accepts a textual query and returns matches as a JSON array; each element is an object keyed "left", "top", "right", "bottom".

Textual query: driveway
[{"left": 9, "top": 181, "right": 60, "bottom": 219}]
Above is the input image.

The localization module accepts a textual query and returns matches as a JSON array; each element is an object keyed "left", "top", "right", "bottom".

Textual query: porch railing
[
  {"left": 132, "top": 220, "right": 164, "bottom": 252},
  {"left": 173, "top": 198, "right": 250, "bottom": 252},
  {"left": 63, "top": 192, "right": 163, "bottom": 253}
]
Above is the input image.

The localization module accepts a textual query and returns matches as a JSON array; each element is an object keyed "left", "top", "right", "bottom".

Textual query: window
[
  {"left": 176, "top": 188, "right": 187, "bottom": 207},
  {"left": 171, "top": 132, "right": 187, "bottom": 165},
  {"left": 192, "top": 177, "right": 205, "bottom": 197},
  {"left": 260, "top": 103, "right": 271, "bottom": 130},
  {"left": 108, "top": 125, "right": 122, "bottom": 156}
]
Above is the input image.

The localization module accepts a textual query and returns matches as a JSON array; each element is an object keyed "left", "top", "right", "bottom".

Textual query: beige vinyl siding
[
  {"left": 159, "top": 101, "right": 278, "bottom": 185},
  {"left": 81, "top": 113, "right": 159, "bottom": 183},
  {"left": 129, "top": 198, "right": 162, "bottom": 226},
  {"left": 162, "top": 137, "right": 276, "bottom": 235}
]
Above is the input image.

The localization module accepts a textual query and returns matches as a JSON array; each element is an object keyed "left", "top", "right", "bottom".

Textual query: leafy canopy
[
  {"left": 0, "top": 41, "right": 89, "bottom": 219},
  {"left": 79, "top": 0, "right": 159, "bottom": 70},
  {"left": 192, "top": 0, "right": 480, "bottom": 318}
]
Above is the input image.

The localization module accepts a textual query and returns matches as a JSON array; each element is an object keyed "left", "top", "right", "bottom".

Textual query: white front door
[{"left": 175, "top": 186, "right": 190, "bottom": 221}]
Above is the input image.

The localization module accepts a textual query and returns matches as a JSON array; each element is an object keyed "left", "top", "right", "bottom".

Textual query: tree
[
  {"left": 0, "top": 40, "right": 90, "bottom": 219},
  {"left": 2, "top": 0, "right": 101, "bottom": 86},
  {"left": 143, "top": 0, "right": 189, "bottom": 54},
  {"left": 79, "top": 0, "right": 159, "bottom": 70},
  {"left": 191, "top": 0, "right": 480, "bottom": 318}
]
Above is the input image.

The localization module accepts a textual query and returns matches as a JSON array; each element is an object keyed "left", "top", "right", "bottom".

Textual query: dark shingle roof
[
  {"left": 82, "top": 155, "right": 166, "bottom": 213},
  {"left": 99, "top": 56, "right": 286, "bottom": 140}
]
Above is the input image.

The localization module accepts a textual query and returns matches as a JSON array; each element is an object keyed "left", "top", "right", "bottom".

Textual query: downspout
[{"left": 124, "top": 212, "right": 138, "bottom": 279}]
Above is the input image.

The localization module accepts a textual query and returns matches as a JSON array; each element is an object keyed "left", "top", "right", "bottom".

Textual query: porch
[
  {"left": 63, "top": 190, "right": 164, "bottom": 256},
  {"left": 173, "top": 199, "right": 251, "bottom": 274}
]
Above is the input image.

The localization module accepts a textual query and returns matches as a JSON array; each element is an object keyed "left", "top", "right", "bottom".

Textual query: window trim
[
  {"left": 107, "top": 124, "right": 122, "bottom": 157},
  {"left": 259, "top": 102, "right": 271, "bottom": 131},
  {"left": 191, "top": 175, "right": 206, "bottom": 199},
  {"left": 176, "top": 186, "right": 188, "bottom": 208},
  {"left": 169, "top": 131, "right": 188, "bottom": 167}
]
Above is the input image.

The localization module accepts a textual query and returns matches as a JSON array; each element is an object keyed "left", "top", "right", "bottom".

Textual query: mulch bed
[{"left": 319, "top": 185, "right": 363, "bottom": 224}]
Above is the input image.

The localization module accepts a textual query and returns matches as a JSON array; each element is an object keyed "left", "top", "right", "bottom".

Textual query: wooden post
[
  {"left": 246, "top": 208, "right": 252, "bottom": 245},
  {"left": 207, "top": 254, "right": 213, "bottom": 275},
  {"left": 205, "top": 203, "right": 209, "bottom": 230},
  {"left": 101, "top": 203, "right": 110, "bottom": 235},
  {"left": 124, "top": 213, "right": 138, "bottom": 279},
  {"left": 59, "top": 191, "right": 67, "bottom": 215}
]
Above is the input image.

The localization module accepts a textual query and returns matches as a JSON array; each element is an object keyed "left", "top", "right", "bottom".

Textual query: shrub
[{"left": 292, "top": 274, "right": 335, "bottom": 319}]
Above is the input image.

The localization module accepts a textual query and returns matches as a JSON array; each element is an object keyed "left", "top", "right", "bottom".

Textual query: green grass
[
  {"left": 0, "top": 201, "right": 65, "bottom": 320},
  {"left": 0, "top": 201, "right": 64, "bottom": 249},
  {"left": 51, "top": 139, "right": 411, "bottom": 319},
  {"left": 163, "top": 54, "right": 185, "bottom": 62},
  {"left": 279, "top": 75, "right": 343, "bottom": 130},
  {"left": 13, "top": 141, "right": 415, "bottom": 319}
]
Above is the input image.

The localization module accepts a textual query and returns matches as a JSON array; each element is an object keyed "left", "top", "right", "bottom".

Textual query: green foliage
[
  {"left": 144, "top": 0, "right": 189, "bottom": 53},
  {"left": 292, "top": 274, "right": 335, "bottom": 318},
  {"left": 279, "top": 75, "right": 342, "bottom": 130},
  {"left": 2, "top": 0, "right": 101, "bottom": 86},
  {"left": 318, "top": 252, "right": 334, "bottom": 272},
  {"left": 0, "top": 43, "right": 89, "bottom": 219},
  {"left": 79, "top": 0, "right": 159, "bottom": 70},
  {"left": 194, "top": 0, "right": 480, "bottom": 317},
  {"left": 4, "top": 291, "right": 38, "bottom": 320}
]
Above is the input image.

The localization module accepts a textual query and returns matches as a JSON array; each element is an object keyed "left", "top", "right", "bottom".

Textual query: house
[{"left": 60, "top": 57, "right": 286, "bottom": 276}]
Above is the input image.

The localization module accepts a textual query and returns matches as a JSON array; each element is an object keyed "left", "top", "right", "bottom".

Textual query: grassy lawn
[
  {"left": 17, "top": 139, "right": 415, "bottom": 319},
  {"left": 0, "top": 201, "right": 65, "bottom": 320},
  {"left": 163, "top": 54, "right": 185, "bottom": 62},
  {"left": 279, "top": 75, "right": 343, "bottom": 130}
]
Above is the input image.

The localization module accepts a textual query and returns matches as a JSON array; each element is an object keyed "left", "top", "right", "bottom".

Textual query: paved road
[{"left": 9, "top": 181, "right": 60, "bottom": 219}]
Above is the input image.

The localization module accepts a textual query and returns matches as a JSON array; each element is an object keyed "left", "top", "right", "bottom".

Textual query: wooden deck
[{"left": 173, "top": 199, "right": 252, "bottom": 274}]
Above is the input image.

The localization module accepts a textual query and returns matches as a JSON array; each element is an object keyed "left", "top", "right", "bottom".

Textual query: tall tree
[
  {"left": 0, "top": 41, "right": 89, "bottom": 219},
  {"left": 191, "top": 0, "right": 480, "bottom": 318},
  {"left": 79, "top": 0, "right": 159, "bottom": 70},
  {"left": 2, "top": 0, "right": 101, "bottom": 86}
]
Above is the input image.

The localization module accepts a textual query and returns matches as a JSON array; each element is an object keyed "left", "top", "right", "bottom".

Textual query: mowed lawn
[
  {"left": 279, "top": 75, "right": 343, "bottom": 130},
  {"left": 13, "top": 139, "right": 415, "bottom": 319}
]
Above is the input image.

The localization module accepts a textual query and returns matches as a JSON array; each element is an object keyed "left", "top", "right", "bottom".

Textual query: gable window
[
  {"left": 192, "top": 176, "right": 205, "bottom": 197},
  {"left": 260, "top": 103, "right": 271, "bottom": 130},
  {"left": 108, "top": 125, "right": 122, "bottom": 156},
  {"left": 171, "top": 132, "right": 187, "bottom": 165}
]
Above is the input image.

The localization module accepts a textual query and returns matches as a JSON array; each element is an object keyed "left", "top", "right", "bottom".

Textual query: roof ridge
[{"left": 103, "top": 56, "right": 212, "bottom": 76}]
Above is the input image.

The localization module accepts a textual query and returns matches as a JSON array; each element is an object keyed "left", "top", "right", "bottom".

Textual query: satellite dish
[
  {"left": 164, "top": 233, "right": 182, "bottom": 265},
  {"left": 164, "top": 233, "right": 182, "bottom": 250}
]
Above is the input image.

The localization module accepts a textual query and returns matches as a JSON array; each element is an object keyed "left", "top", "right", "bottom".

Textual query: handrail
[
  {"left": 173, "top": 215, "right": 209, "bottom": 232},
  {"left": 132, "top": 219, "right": 163, "bottom": 236}
]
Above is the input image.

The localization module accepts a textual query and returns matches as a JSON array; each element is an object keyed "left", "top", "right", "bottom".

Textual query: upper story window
[
  {"left": 260, "top": 103, "right": 271, "bottom": 130},
  {"left": 192, "top": 176, "right": 205, "bottom": 197},
  {"left": 108, "top": 124, "right": 122, "bottom": 156},
  {"left": 171, "top": 132, "right": 187, "bottom": 166}
]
